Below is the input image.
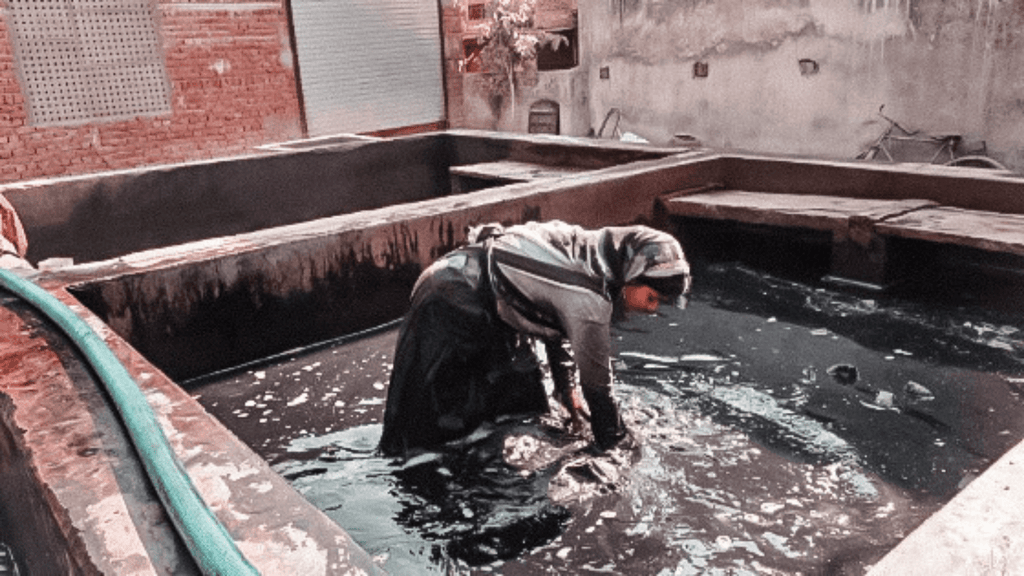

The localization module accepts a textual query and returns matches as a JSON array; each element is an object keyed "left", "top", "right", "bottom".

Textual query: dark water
[{"left": 189, "top": 262, "right": 1024, "bottom": 575}]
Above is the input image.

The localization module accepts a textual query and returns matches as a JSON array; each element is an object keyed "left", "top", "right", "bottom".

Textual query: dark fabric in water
[{"left": 379, "top": 248, "right": 548, "bottom": 456}]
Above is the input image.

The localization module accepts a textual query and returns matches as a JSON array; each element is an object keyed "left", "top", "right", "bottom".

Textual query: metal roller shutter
[{"left": 289, "top": 0, "right": 445, "bottom": 137}]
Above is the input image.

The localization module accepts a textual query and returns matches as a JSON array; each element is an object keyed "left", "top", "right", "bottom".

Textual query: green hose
[{"left": 0, "top": 268, "right": 258, "bottom": 576}]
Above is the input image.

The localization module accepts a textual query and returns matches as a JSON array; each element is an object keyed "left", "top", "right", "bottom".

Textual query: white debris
[{"left": 905, "top": 381, "right": 934, "bottom": 400}]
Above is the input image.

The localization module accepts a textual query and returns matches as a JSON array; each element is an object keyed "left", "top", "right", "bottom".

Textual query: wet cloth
[
  {"left": 0, "top": 194, "right": 29, "bottom": 270},
  {"left": 379, "top": 221, "right": 689, "bottom": 456},
  {"left": 379, "top": 247, "right": 550, "bottom": 455},
  {"left": 0, "top": 194, "right": 27, "bottom": 258}
]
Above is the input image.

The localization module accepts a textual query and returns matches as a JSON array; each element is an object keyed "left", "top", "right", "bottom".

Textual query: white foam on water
[{"left": 619, "top": 351, "right": 728, "bottom": 363}]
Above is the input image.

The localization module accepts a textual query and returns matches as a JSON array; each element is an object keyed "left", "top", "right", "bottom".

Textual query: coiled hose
[{"left": 0, "top": 268, "right": 258, "bottom": 575}]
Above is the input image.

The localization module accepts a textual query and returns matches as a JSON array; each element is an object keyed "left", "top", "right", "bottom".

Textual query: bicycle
[{"left": 856, "top": 105, "right": 1007, "bottom": 170}]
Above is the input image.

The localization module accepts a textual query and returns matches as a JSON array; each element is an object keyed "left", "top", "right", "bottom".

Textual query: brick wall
[
  {"left": 441, "top": 2, "right": 466, "bottom": 129},
  {"left": 0, "top": 1, "right": 303, "bottom": 184}
]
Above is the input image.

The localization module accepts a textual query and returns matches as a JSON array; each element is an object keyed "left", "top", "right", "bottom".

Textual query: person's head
[
  {"left": 618, "top": 232, "right": 692, "bottom": 315},
  {"left": 622, "top": 273, "right": 692, "bottom": 314}
]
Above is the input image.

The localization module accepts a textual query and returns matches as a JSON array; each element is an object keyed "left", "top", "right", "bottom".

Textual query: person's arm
[
  {"left": 562, "top": 316, "right": 627, "bottom": 451},
  {"left": 543, "top": 338, "right": 587, "bottom": 432}
]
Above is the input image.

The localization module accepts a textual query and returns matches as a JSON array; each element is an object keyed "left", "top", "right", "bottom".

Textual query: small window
[
  {"left": 463, "top": 38, "right": 484, "bottom": 73},
  {"left": 468, "top": 3, "right": 485, "bottom": 20},
  {"left": 537, "top": 28, "right": 578, "bottom": 71}
]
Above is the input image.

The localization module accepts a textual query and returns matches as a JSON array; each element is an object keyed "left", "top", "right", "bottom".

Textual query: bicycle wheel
[{"left": 944, "top": 155, "right": 1009, "bottom": 171}]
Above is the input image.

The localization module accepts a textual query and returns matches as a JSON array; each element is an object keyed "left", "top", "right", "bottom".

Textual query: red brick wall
[
  {"left": 441, "top": 3, "right": 466, "bottom": 129},
  {"left": 0, "top": 1, "right": 303, "bottom": 184}
]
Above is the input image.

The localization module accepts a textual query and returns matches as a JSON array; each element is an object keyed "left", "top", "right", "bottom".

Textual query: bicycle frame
[{"left": 857, "top": 105, "right": 960, "bottom": 164}]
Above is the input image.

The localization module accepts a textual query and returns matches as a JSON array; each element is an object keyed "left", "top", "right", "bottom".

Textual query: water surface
[{"left": 190, "top": 262, "right": 1024, "bottom": 574}]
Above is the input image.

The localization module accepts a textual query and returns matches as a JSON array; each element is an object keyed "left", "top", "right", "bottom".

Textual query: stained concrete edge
[
  {"left": 866, "top": 437, "right": 1024, "bottom": 575},
  {"left": 0, "top": 278, "right": 383, "bottom": 575}
]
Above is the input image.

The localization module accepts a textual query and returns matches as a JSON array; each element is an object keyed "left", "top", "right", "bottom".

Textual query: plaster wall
[
  {"left": 580, "top": 0, "right": 1024, "bottom": 170},
  {"left": 459, "top": 66, "right": 592, "bottom": 137},
  {"left": 442, "top": 0, "right": 590, "bottom": 137}
]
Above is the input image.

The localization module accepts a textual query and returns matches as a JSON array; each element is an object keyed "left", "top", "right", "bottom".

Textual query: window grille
[{"left": 6, "top": 0, "right": 171, "bottom": 126}]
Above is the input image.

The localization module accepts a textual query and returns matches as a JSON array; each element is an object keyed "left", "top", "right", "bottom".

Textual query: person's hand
[
  {"left": 563, "top": 388, "right": 589, "bottom": 436},
  {"left": 566, "top": 411, "right": 587, "bottom": 436}
]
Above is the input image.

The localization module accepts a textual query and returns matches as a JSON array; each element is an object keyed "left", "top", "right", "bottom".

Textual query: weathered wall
[
  {"left": 0, "top": 1, "right": 303, "bottom": 184},
  {"left": 64, "top": 151, "right": 716, "bottom": 380},
  {"left": 581, "top": 0, "right": 1024, "bottom": 170},
  {"left": 2, "top": 131, "right": 669, "bottom": 265},
  {"left": 442, "top": 0, "right": 590, "bottom": 137},
  {"left": 3, "top": 136, "right": 453, "bottom": 264},
  {"left": 0, "top": 285, "right": 382, "bottom": 575},
  {"left": 446, "top": 0, "right": 1024, "bottom": 171}
]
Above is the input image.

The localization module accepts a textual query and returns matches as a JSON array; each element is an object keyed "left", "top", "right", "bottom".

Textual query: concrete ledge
[
  {"left": 449, "top": 160, "right": 588, "bottom": 182},
  {"left": 663, "top": 190, "right": 936, "bottom": 232},
  {"left": 664, "top": 189, "right": 1024, "bottom": 286},
  {"left": 878, "top": 206, "right": 1024, "bottom": 258},
  {"left": 0, "top": 283, "right": 381, "bottom": 575},
  {"left": 868, "top": 438, "right": 1024, "bottom": 575},
  {"left": 664, "top": 190, "right": 939, "bottom": 285}
]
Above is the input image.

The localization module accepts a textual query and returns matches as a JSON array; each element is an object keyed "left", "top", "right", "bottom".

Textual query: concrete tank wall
[
  {"left": 581, "top": 0, "right": 1024, "bottom": 170},
  {"left": 0, "top": 131, "right": 670, "bottom": 266},
  {"left": 63, "top": 151, "right": 717, "bottom": 381},
  {"left": 0, "top": 137, "right": 452, "bottom": 265}
]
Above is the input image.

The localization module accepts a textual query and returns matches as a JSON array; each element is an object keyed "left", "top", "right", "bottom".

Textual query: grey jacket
[{"left": 470, "top": 220, "right": 690, "bottom": 398}]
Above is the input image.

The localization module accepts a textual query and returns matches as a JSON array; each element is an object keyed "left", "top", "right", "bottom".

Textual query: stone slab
[
  {"left": 663, "top": 190, "right": 936, "bottom": 232},
  {"left": 877, "top": 206, "right": 1024, "bottom": 257}
]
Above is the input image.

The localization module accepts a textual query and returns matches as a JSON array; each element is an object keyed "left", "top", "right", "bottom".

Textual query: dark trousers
[{"left": 379, "top": 249, "right": 549, "bottom": 456}]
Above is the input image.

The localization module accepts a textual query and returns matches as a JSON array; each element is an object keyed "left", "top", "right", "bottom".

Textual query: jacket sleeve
[
  {"left": 544, "top": 337, "right": 576, "bottom": 406},
  {"left": 561, "top": 316, "right": 612, "bottom": 395},
  {"left": 556, "top": 303, "right": 626, "bottom": 450}
]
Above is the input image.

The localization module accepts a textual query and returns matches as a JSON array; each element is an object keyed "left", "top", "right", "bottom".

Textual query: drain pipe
[{"left": 0, "top": 269, "right": 258, "bottom": 576}]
